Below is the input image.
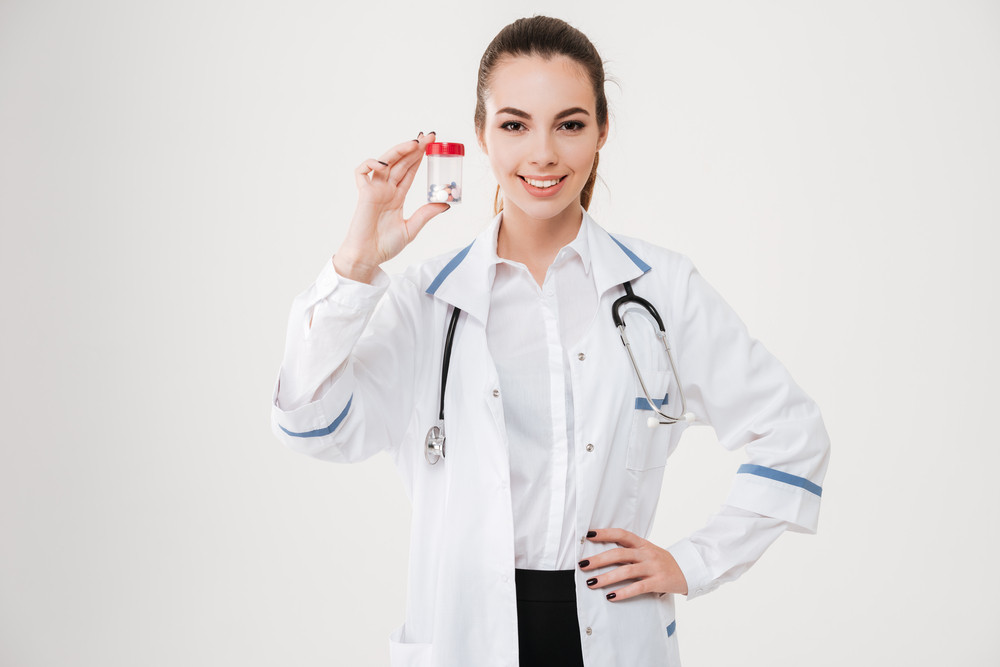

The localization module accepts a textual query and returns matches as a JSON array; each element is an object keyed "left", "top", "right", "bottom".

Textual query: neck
[{"left": 497, "top": 204, "right": 584, "bottom": 285}]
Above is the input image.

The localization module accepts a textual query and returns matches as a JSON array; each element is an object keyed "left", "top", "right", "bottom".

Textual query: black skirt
[{"left": 514, "top": 569, "right": 585, "bottom": 667}]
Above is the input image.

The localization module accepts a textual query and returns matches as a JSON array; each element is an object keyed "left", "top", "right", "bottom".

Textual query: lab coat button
[
  {"left": 578, "top": 352, "right": 586, "bottom": 361},
  {"left": 585, "top": 626, "right": 593, "bottom": 636},
  {"left": 586, "top": 443, "right": 594, "bottom": 452},
  {"left": 493, "top": 389, "right": 500, "bottom": 397}
]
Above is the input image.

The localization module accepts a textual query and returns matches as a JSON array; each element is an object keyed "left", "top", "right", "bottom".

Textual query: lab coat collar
[
  {"left": 583, "top": 209, "right": 652, "bottom": 296},
  {"left": 424, "top": 206, "right": 651, "bottom": 323}
]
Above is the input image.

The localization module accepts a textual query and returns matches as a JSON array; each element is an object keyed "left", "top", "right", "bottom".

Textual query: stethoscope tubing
[{"left": 613, "top": 281, "right": 692, "bottom": 425}]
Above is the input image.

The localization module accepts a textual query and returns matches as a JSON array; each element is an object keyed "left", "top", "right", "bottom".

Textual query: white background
[{"left": 2, "top": 1, "right": 998, "bottom": 665}]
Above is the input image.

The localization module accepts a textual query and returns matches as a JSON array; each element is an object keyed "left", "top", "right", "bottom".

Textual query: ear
[{"left": 596, "top": 120, "right": 609, "bottom": 151}]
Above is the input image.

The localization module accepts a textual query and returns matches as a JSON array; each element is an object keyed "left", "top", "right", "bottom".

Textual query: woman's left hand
[{"left": 580, "top": 528, "right": 689, "bottom": 601}]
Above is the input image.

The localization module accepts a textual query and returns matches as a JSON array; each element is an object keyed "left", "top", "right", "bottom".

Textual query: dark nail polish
[
  {"left": 429, "top": 130, "right": 436, "bottom": 134},
  {"left": 377, "top": 160, "right": 388, "bottom": 166},
  {"left": 606, "top": 592, "right": 616, "bottom": 600},
  {"left": 586, "top": 530, "right": 597, "bottom": 538},
  {"left": 578, "top": 559, "right": 589, "bottom": 568},
  {"left": 587, "top": 578, "right": 597, "bottom": 586}
]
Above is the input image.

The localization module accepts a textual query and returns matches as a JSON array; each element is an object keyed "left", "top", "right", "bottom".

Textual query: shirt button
[
  {"left": 493, "top": 389, "right": 500, "bottom": 397},
  {"left": 578, "top": 352, "right": 586, "bottom": 361},
  {"left": 501, "top": 574, "right": 509, "bottom": 583},
  {"left": 586, "top": 443, "right": 594, "bottom": 452},
  {"left": 580, "top": 535, "right": 586, "bottom": 544},
  {"left": 585, "top": 626, "right": 593, "bottom": 636}
]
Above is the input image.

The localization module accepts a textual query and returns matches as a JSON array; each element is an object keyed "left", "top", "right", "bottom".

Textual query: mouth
[{"left": 518, "top": 175, "right": 568, "bottom": 197}]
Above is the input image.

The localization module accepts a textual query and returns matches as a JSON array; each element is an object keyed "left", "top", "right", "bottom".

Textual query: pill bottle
[{"left": 425, "top": 142, "right": 464, "bottom": 204}]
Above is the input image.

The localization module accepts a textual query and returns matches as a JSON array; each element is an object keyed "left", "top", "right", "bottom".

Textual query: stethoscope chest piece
[{"left": 425, "top": 421, "right": 446, "bottom": 464}]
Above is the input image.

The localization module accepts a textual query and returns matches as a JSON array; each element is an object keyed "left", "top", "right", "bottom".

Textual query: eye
[
  {"left": 560, "top": 120, "right": 585, "bottom": 131},
  {"left": 500, "top": 121, "right": 525, "bottom": 132}
]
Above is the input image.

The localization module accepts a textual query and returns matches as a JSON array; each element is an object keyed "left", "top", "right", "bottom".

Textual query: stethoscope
[{"left": 424, "top": 280, "right": 695, "bottom": 465}]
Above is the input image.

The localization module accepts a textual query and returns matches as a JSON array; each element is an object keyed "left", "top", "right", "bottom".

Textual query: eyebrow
[{"left": 495, "top": 106, "right": 591, "bottom": 121}]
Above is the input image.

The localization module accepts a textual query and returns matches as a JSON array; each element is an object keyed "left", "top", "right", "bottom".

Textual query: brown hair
[{"left": 474, "top": 16, "right": 609, "bottom": 215}]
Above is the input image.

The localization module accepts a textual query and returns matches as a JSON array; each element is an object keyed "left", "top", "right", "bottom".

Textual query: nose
[{"left": 529, "top": 131, "right": 558, "bottom": 167}]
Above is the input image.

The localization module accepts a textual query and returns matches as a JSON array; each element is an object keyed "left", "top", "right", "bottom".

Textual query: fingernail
[
  {"left": 606, "top": 593, "right": 616, "bottom": 600},
  {"left": 418, "top": 131, "right": 424, "bottom": 137},
  {"left": 377, "top": 160, "right": 388, "bottom": 166},
  {"left": 578, "top": 559, "right": 589, "bottom": 568},
  {"left": 586, "top": 578, "right": 597, "bottom": 587},
  {"left": 586, "top": 530, "right": 597, "bottom": 538},
  {"left": 429, "top": 130, "right": 436, "bottom": 135}
]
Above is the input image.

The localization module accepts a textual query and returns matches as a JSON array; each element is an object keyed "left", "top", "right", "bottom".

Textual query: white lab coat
[{"left": 271, "top": 210, "right": 830, "bottom": 667}]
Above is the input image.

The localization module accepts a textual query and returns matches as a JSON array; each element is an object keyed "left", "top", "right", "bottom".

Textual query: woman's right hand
[{"left": 333, "top": 131, "right": 450, "bottom": 284}]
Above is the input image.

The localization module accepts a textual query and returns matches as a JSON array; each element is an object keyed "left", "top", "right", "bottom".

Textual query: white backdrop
[{"left": 2, "top": 1, "right": 998, "bottom": 665}]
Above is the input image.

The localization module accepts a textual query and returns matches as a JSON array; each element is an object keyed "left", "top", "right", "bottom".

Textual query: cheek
[
  {"left": 569, "top": 143, "right": 599, "bottom": 172},
  {"left": 487, "top": 146, "right": 519, "bottom": 176}
]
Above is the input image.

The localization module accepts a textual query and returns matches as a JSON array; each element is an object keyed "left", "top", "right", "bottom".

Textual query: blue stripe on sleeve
[
  {"left": 279, "top": 395, "right": 353, "bottom": 438},
  {"left": 634, "top": 394, "right": 668, "bottom": 410},
  {"left": 737, "top": 463, "right": 822, "bottom": 497},
  {"left": 666, "top": 620, "right": 676, "bottom": 637},
  {"left": 608, "top": 233, "right": 652, "bottom": 273},
  {"left": 426, "top": 242, "right": 474, "bottom": 295}
]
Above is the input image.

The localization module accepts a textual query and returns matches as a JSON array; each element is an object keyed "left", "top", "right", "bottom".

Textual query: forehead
[{"left": 485, "top": 54, "right": 595, "bottom": 113}]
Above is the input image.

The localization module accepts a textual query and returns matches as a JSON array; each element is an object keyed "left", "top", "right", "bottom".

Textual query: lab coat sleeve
[
  {"left": 665, "top": 255, "right": 831, "bottom": 598},
  {"left": 270, "top": 257, "right": 424, "bottom": 463}
]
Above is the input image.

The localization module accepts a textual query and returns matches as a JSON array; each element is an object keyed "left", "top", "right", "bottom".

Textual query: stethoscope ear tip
[
  {"left": 646, "top": 417, "right": 659, "bottom": 429},
  {"left": 683, "top": 412, "right": 695, "bottom": 422}
]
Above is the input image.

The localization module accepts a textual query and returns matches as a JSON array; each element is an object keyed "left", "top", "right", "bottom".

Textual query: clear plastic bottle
[{"left": 425, "top": 142, "right": 464, "bottom": 204}]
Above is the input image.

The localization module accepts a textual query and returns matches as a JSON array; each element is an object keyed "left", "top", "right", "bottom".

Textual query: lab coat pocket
[
  {"left": 389, "top": 623, "right": 433, "bottom": 667},
  {"left": 626, "top": 369, "right": 673, "bottom": 471},
  {"left": 655, "top": 594, "right": 682, "bottom": 665}
]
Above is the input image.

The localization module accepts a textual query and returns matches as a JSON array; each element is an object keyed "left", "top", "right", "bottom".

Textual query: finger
[
  {"left": 394, "top": 145, "right": 428, "bottom": 193},
  {"left": 390, "top": 131, "right": 435, "bottom": 187},
  {"left": 378, "top": 134, "right": 428, "bottom": 170},
  {"left": 587, "top": 528, "right": 645, "bottom": 549},
  {"left": 579, "top": 546, "right": 637, "bottom": 571},
  {"left": 585, "top": 562, "right": 644, "bottom": 590},
  {"left": 354, "top": 159, "right": 389, "bottom": 189},
  {"left": 404, "top": 202, "right": 450, "bottom": 240},
  {"left": 604, "top": 578, "right": 651, "bottom": 603}
]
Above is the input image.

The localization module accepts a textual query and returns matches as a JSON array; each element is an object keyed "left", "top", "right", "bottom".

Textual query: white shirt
[{"left": 485, "top": 220, "right": 597, "bottom": 569}]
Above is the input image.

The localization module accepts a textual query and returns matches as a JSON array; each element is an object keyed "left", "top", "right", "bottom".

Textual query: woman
[{"left": 271, "top": 16, "right": 829, "bottom": 667}]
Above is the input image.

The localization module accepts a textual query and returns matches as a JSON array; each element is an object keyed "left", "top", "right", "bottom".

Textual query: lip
[{"left": 518, "top": 175, "right": 567, "bottom": 198}]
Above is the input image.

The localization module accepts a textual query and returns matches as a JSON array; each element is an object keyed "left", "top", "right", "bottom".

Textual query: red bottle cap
[{"left": 425, "top": 142, "right": 465, "bottom": 156}]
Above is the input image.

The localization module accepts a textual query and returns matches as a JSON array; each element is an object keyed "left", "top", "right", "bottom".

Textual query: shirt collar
[
  {"left": 424, "top": 206, "right": 649, "bottom": 324},
  {"left": 484, "top": 208, "right": 593, "bottom": 276}
]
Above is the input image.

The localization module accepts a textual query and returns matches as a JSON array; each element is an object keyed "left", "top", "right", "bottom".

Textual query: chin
[{"left": 503, "top": 192, "right": 580, "bottom": 223}]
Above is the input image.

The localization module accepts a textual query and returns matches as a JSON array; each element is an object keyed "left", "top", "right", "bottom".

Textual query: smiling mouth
[{"left": 519, "top": 175, "right": 567, "bottom": 189}]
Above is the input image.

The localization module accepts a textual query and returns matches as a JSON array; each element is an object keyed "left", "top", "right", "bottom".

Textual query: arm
[
  {"left": 270, "top": 131, "right": 450, "bottom": 462},
  {"left": 580, "top": 255, "right": 830, "bottom": 600},
  {"left": 665, "top": 255, "right": 831, "bottom": 597},
  {"left": 270, "top": 262, "right": 423, "bottom": 463}
]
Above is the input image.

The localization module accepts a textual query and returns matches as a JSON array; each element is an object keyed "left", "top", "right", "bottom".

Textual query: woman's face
[{"left": 479, "top": 54, "right": 608, "bottom": 226}]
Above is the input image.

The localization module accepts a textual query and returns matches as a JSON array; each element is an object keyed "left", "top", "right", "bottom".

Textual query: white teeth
[{"left": 523, "top": 177, "right": 561, "bottom": 188}]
